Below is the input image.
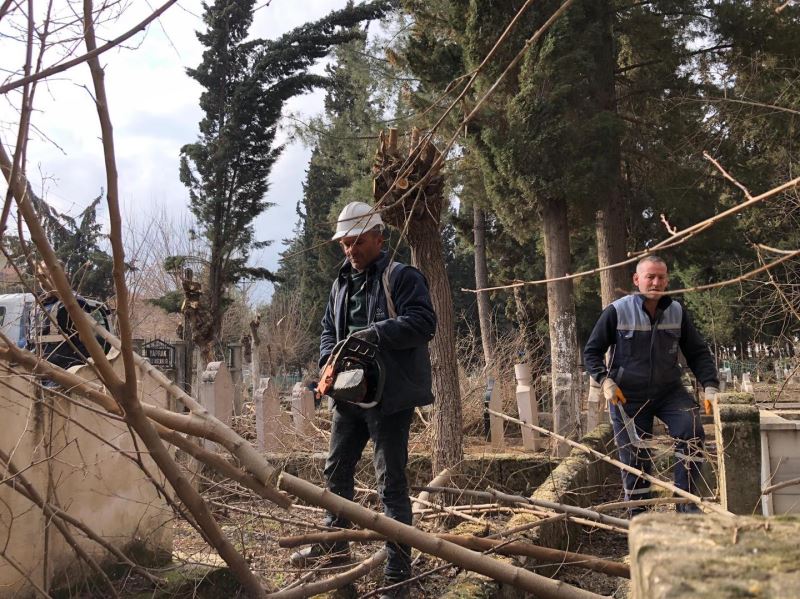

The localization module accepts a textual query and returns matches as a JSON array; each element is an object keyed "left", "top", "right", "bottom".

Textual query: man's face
[
  {"left": 339, "top": 230, "right": 384, "bottom": 272},
  {"left": 633, "top": 260, "right": 669, "bottom": 300}
]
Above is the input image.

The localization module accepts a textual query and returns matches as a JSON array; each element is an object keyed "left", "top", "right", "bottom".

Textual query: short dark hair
[{"left": 637, "top": 254, "right": 667, "bottom": 270}]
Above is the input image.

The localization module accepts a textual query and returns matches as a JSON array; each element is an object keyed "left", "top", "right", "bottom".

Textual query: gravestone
[
  {"left": 228, "top": 342, "right": 243, "bottom": 416},
  {"left": 586, "top": 376, "right": 604, "bottom": 432},
  {"left": 291, "top": 382, "right": 315, "bottom": 437},
  {"left": 198, "top": 361, "right": 234, "bottom": 449},
  {"left": 514, "top": 364, "right": 542, "bottom": 450},
  {"left": 742, "top": 372, "right": 754, "bottom": 393},
  {"left": 255, "top": 378, "right": 282, "bottom": 452}
]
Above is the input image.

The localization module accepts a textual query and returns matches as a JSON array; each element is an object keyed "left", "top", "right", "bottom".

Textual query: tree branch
[{"left": 0, "top": 0, "right": 180, "bottom": 95}]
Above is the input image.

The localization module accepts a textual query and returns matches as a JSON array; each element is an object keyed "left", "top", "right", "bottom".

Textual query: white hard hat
[{"left": 332, "top": 201, "right": 384, "bottom": 241}]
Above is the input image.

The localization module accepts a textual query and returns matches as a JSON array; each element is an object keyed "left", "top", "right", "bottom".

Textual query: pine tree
[{"left": 32, "top": 193, "right": 115, "bottom": 299}]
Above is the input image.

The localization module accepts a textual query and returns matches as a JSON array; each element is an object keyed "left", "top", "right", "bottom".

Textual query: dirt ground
[
  {"left": 94, "top": 382, "right": 800, "bottom": 597},
  {"left": 167, "top": 482, "right": 631, "bottom": 598}
]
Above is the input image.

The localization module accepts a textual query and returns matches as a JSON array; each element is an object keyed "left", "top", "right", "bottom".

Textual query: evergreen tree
[
  {"left": 32, "top": 193, "right": 115, "bottom": 299},
  {"left": 180, "top": 0, "right": 394, "bottom": 359},
  {"left": 273, "top": 32, "right": 394, "bottom": 365}
]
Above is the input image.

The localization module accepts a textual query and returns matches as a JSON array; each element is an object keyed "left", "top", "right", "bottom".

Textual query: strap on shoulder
[{"left": 381, "top": 261, "right": 403, "bottom": 319}]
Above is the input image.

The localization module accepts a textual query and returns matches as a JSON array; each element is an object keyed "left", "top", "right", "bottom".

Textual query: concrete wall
[
  {"left": 630, "top": 514, "right": 800, "bottom": 598},
  {"left": 0, "top": 349, "right": 172, "bottom": 597},
  {"left": 441, "top": 424, "right": 616, "bottom": 599}
]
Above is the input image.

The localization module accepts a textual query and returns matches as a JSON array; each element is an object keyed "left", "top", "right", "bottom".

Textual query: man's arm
[
  {"left": 679, "top": 309, "right": 720, "bottom": 388},
  {"left": 319, "top": 281, "right": 339, "bottom": 369},
  {"left": 583, "top": 305, "right": 618, "bottom": 383},
  {"left": 372, "top": 267, "right": 436, "bottom": 350}
]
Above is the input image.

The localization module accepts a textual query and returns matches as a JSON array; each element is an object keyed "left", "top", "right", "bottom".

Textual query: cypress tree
[{"left": 180, "top": 0, "right": 393, "bottom": 359}]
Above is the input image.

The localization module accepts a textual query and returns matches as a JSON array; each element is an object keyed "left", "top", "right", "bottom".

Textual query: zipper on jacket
[{"left": 647, "top": 308, "right": 663, "bottom": 397}]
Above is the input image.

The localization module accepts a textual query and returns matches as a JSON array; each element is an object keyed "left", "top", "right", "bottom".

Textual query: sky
[{"left": 0, "top": 0, "right": 346, "bottom": 302}]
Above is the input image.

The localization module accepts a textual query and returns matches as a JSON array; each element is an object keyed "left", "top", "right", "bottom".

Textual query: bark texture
[
  {"left": 540, "top": 198, "right": 580, "bottom": 456},
  {"left": 373, "top": 128, "right": 463, "bottom": 473},
  {"left": 473, "top": 204, "right": 495, "bottom": 366},
  {"left": 592, "top": 0, "right": 628, "bottom": 307}
]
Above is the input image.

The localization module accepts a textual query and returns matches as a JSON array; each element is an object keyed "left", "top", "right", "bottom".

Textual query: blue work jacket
[
  {"left": 320, "top": 251, "right": 436, "bottom": 414},
  {"left": 583, "top": 294, "right": 719, "bottom": 401}
]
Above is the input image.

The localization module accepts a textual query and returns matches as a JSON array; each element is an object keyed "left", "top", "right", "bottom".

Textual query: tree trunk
[
  {"left": 250, "top": 314, "right": 262, "bottom": 393},
  {"left": 596, "top": 197, "right": 627, "bottom": 306},
  {"left": 540, "top": 198, "right": 580, "bottom": 457},
  {"left": 593, "top": 0, "right": 627, "bottom": 307},
  {"left": 473, "top": 204, "right": 495, "bottom": 367},
  {"left": 410, "top": 221, "right": 463, "bottom": 473},
  {"left": 372, "top": 128, "right": 462, "bottom": 473}
]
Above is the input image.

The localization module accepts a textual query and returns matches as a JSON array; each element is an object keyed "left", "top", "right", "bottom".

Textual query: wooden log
[
  {"left": 278, "top": 473, "right": 605, "bottom": 599},
  {"left": 277, "top": 530, "right": 628, "bottom": 579}
]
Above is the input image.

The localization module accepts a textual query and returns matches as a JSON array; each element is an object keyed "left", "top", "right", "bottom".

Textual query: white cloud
[{"left": 0, "top": 0, "right": 345, "bottom": 301}]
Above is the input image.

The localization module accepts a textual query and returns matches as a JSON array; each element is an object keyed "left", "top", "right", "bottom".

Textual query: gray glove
[
  {"left": 601, "top": 377, "right": 625, "bottom": 406},
  {"left": 703, "top": 386, "right": 719, "bottom": 415}
]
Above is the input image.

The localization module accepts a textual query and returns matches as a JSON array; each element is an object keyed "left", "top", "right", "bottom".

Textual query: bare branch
[
  {"left": 0, "top": 0, "right": 179, "bottom": 95},
  {"left": 487, "top": 409, "right": 733, "bottom": 517},
  {"left": 703, "top": 151, "right": 753, "bottom": 200},
  {"left": 82, "top": 0, "right": 136, "bottom": 397},
  {"left": 463, "top": 171, "right": 800, "bottom": 293}
]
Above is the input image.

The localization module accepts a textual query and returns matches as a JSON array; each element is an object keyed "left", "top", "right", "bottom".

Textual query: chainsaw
[
  {"left": 610, "top": 387, "right": 658, "bottom": 450},
  {"left": 316, "top": 335, "right": 385, "bottom": 409}
]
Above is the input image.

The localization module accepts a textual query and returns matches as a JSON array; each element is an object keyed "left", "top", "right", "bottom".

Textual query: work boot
[
  {"left": 289, "top": 542, "right": 350, "bottom": 567},
  {"left": 676, "top": 502, "right": 703, "bottom": 515}
]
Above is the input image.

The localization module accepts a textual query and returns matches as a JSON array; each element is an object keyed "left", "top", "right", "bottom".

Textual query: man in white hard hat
[{"left": 290, "top": 201, "right": 436, "bottom": 599}]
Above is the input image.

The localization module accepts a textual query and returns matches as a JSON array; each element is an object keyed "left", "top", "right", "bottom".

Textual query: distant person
[
  {"left": 290, "top": 201, "right": 436, "bottom": 599},
  {"left": 583, "top": 255, "right": 719, "bottom": 515}
]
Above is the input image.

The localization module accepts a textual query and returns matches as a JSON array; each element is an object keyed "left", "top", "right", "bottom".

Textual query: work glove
[
  {"left": 703, "top": 386, "right": 719, "bottom": 415},
  {"left": 351, "top": 327, "right": 378, "bottom": 345},
  {"left": 601, "top": 377, "right": 626, "bottom": 406}
]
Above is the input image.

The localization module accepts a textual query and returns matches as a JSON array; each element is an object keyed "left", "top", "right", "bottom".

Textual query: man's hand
[
  {"left": 703, "top": 386, "right": 719, "bottom": 415},
  {"left": 601, "top": 377, "right": 626, "bottom": 406},
  {"left": 351, "top": 327, "right": 378, "bottom": 345}
]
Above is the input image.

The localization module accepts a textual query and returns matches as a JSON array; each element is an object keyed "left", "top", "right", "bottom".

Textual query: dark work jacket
[
  {"left": 320, "top": 251, "right": 436, "bottom": 414},
  {"left": 583, "top": 294, "right": 719, "bottom": 401}
]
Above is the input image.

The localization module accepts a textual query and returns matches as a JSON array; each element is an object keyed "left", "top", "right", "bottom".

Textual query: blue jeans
[
  {"left": 323, "top": 402, "right": 414, "bottom": 581},
  {"left": 609, "top": 384, "right": 705, "bottom": 500}
]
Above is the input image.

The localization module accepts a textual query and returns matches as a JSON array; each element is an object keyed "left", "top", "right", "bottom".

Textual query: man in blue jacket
[
  {"left": 290, "top": 201, "right": 436, "bottom": 598},
  {"left": 583, "top": 255, "right": 719, "bottom": 516}
]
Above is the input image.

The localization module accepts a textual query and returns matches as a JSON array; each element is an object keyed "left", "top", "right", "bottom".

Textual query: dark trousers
[
  {"left": 324, "top": 402, "right": 414, "bottom": 581},
  {"left": 609, "top": 385, "right": 705, "bottom": 500}
]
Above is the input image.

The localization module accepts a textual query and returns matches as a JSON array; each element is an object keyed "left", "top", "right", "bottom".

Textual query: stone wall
[
  {"left": 0, "top": 349, "right": 173, "bottom": 597},
  {"left": 441, "top": 424, "right": 616, "bottom": 599},
  {"left": 630, "top": 514, "right": 800, "bottom": 598}
]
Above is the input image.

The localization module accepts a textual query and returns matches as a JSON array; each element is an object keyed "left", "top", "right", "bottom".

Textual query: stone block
[
  {"left": 713, "top": 392, "right": 761, "bottom": 515},
  {"left": 291, "top": 382, "right": 315, "bottom": 437},
  {"left": 760, "top": 409, "right": 800, "bottom": 516},
  {"left": 630, "top": 513, "right": 800, "bottom": 598},
  {"left": 514, "top": 363, "right": 543, "bottom": 451}
]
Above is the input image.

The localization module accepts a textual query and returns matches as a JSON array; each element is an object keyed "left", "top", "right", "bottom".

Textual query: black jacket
[
  {"left": 320, "top": 251, "right": 436, "bottom": 414},
  {"left": 583, "top": 294, "right": 719, "bottom": 400}
]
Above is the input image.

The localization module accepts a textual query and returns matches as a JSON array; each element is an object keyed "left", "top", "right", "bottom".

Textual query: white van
[
  {"left": 0, "top": 293, "right": 34, "bottom": 348},
  {"left": 0, "top": 292, "right": 112, "bottom": 368}
]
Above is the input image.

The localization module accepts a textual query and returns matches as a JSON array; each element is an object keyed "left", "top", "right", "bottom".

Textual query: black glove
[{"left": 351, "top": 327, "right": 378, "bottom": 345}]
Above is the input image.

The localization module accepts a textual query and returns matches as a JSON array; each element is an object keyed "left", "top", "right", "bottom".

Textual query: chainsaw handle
[{"left": 613, "top": 387, "right": 627, "bottom": 405}]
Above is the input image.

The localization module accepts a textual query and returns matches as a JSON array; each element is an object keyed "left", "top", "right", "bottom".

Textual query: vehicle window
[{"left": 0, "top": 306, "right": 5, "bottom": 327}]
